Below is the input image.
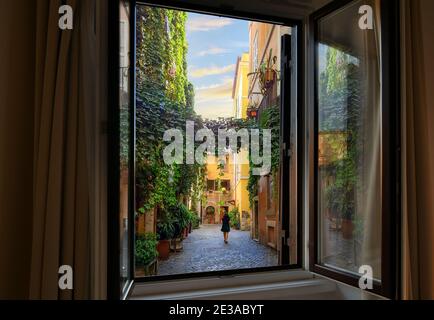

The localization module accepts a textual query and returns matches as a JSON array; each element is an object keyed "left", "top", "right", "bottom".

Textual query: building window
[
  {"left": 221, "top": 180, "right": 231, "bottom": 191},
  {"left": 207, "top": 180, "right": 215, "bottom": 191}
]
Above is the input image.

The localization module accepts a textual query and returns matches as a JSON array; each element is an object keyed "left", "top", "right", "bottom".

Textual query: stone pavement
[{"left": 158, "top": 224, "right": 278, "bottom": 276}]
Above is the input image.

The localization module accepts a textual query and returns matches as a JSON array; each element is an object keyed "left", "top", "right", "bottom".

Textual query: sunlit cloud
[
  {"left": 187, "top": 16, "right": 233, "bottom": 32},
  {"left": 196, "top": 47, "right": 230, "bottom": 57},
  {"left": 195, "top": 98, "right": 233, "bottom": 120},
  {"left": 195, "top": 78, "right": 233, "bottom": 101},
  {"left": 189, "top": 64, "right": 235, "bottom": 78},
  {"left": 194, "top": 79, "right": 234, "bottom": 119}
]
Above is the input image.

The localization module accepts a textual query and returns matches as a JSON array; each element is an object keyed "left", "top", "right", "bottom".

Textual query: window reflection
[
  {"left": 119, "top": 0, "right": 131, "bottom": 292},
  {"left": 317, "top": 0, "right": 382, "bottom": 280}
]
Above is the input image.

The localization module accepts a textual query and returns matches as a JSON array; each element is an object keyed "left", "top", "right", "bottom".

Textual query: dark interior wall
[
  {"left": 417, "top": 0, "right": 434, "bottom": 299},
  {"left": 0, "top": 1, "right": 36, "bottom": 299},
  {"left": 141, "top": 0, "right": 332, "bottom": 21}
]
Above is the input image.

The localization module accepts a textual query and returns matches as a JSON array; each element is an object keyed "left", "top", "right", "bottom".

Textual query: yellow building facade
[
  {"left": 247, "top": 22, "right": 291, "bottom": 251},
  {"left": 201, "top": 53, "right": 252, "bottom": 230},
  {"left": 203, "top": 154, "right": 236, "bottom": 224},
  {"left": 232, "top": 53, "right": 251, "bottom": 231}
]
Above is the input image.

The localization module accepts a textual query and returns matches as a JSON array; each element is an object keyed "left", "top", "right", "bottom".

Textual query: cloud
[
  {"left": 195, "top": 99, "right": 233, "bottom": 115},
  {"left": 196, "top": 47, "right": 230, "bottom": 57},
  {"left": 187, "top": 17, "right": 233, "bottom": 32},
  {"left": 190, "top": 64, "right": 236, "bottom": 78},
  {"left": 195, "top": 78, "right": 234, "bottom": 101},
  {"left": 194, "top": 79, "right": 234, "bottom": 120},
  {"left": 195, "top": 98, "right": 233, "bottom": 120}
]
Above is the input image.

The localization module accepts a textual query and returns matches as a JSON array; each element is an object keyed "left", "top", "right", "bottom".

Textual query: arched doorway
[{"left": 205, "top": 206, "right": 215, "bottom": 224}]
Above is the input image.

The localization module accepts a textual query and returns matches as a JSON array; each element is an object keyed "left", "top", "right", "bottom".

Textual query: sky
[{"left": 185, "top": 13, "right": 249, "bottom": 120}]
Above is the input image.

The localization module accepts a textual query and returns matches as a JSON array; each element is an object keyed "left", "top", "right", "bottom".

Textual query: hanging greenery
[
  {"left": 136, "top": 7, "right": 205, "bottom": 217},
  {"left": 202, "top": 105, "right": 281, "bottom": 207}
]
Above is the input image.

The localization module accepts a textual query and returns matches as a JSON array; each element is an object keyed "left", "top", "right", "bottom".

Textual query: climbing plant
[
  {"left": 203, "top": 106, "right": 281, "bottom": 207},
  {"left": 135, "top": 7, "right": 205, "bottom": 218},
  {"left": 319, "top": 46, "right": 362, "bottom": 222}
]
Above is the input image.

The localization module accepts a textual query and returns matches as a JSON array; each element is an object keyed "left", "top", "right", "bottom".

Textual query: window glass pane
[
  {"left": 134, "top": 5, "right": 292, "bottom": 277},
  {"left": 119, "top": 0, "right": 131, "bottom": 292},
  {"left": 317, "top": 0, "right": 382, "bottom": 280}
]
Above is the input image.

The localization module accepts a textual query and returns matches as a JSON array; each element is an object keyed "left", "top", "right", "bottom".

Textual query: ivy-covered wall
[
  {"left": 135, "top": 6, "right": 204, "bottom": 221},
  {"left": 136, "top": 7, "right": 193, "bottom": 109}
]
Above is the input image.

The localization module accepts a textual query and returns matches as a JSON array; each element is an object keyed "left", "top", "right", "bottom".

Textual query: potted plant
[
  {"left": 228, "top": 207, "right": 241, "bottom": 230},
  {"left": 178, "top": 203, "right": 191, "bottom": 238},
  {"left": 326, "top": 184, "right": 355, "bottom": 239},
  {"left": 192, "top": 213, "right": 200, "bottom": 229},
  {"left": 186, "top": 209, "right": 195, "bottom": 234},
  {"left": 168, "top": 203, "right": 187, "bottom": 252},
  {"left": 170, "top": 217, "right": 184, "bottom": 252},
  {"left": 325, "top": 155, "right": 357, "bottom": 240},
  {"left": 248, "top": 49, "right": 279, "bottom": 95},
  {"left": 135, "top": 233, "right": 159, "bottom": 276},
  {"left": 156, "top": 212, "right": 175, "bottom": 260},
  {"left": 170, "top": 220, "right": 184, "bottom": 252},
  {"left": 341, "top": 209, "right": 355, "bottom": 240}
]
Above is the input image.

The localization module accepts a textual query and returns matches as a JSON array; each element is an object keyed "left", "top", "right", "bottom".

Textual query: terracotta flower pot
[
  {"left": 157, "top": 240, "right": 170, "bottom": 260},
  {"left": 264, "top": 69, "right": 276, "bottom": 83},
  {"left": 342, "top": 219, "right": 354, "bottom": 240}
]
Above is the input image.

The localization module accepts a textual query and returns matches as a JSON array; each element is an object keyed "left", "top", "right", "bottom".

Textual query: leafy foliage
[
  {"left": 191, "top": 213, "right": 200, "bottom": 229},
  {"left": 228, "top": 207, "right": 241, "bottom": 229},
  {"left": 135, "top": 233, "right": 159, "bottom": 266},
  {"left": 320, "top": 47, "right": 362, "bottom": 221},
  {"left": 156, "top": 209, "right": 176, "bottom": 240},
  {"left": 135, "top": 7, "right": 206, "bottom": 218},
  {"left": 203, "top": 104, "right": 280, "bottom": 207}
]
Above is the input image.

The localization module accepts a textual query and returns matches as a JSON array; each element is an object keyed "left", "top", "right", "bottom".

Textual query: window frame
[
  {"left": 118, "top": 0, "right": 305, "bottom": 285},
  {"left": 108, "top": 0, "right": 137, "bottom": 300},
  {"left": 309, "top": 0, "right": 401, "bottom": 299}
]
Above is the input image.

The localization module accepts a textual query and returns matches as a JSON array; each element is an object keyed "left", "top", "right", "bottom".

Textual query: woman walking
[{"left": 221, "top": 212, "right": 230, "bottom": 244}]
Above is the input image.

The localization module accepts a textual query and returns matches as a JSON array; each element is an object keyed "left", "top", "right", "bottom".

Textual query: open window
[
  {"left": 309, "top": 0, "right": 400, "bottom": 299},
  {"left": 108, "top": 0, "right": 400, "bottom": 300},
  {"left": 109, "top": 0, "right": 301, "bottom": 299}
]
